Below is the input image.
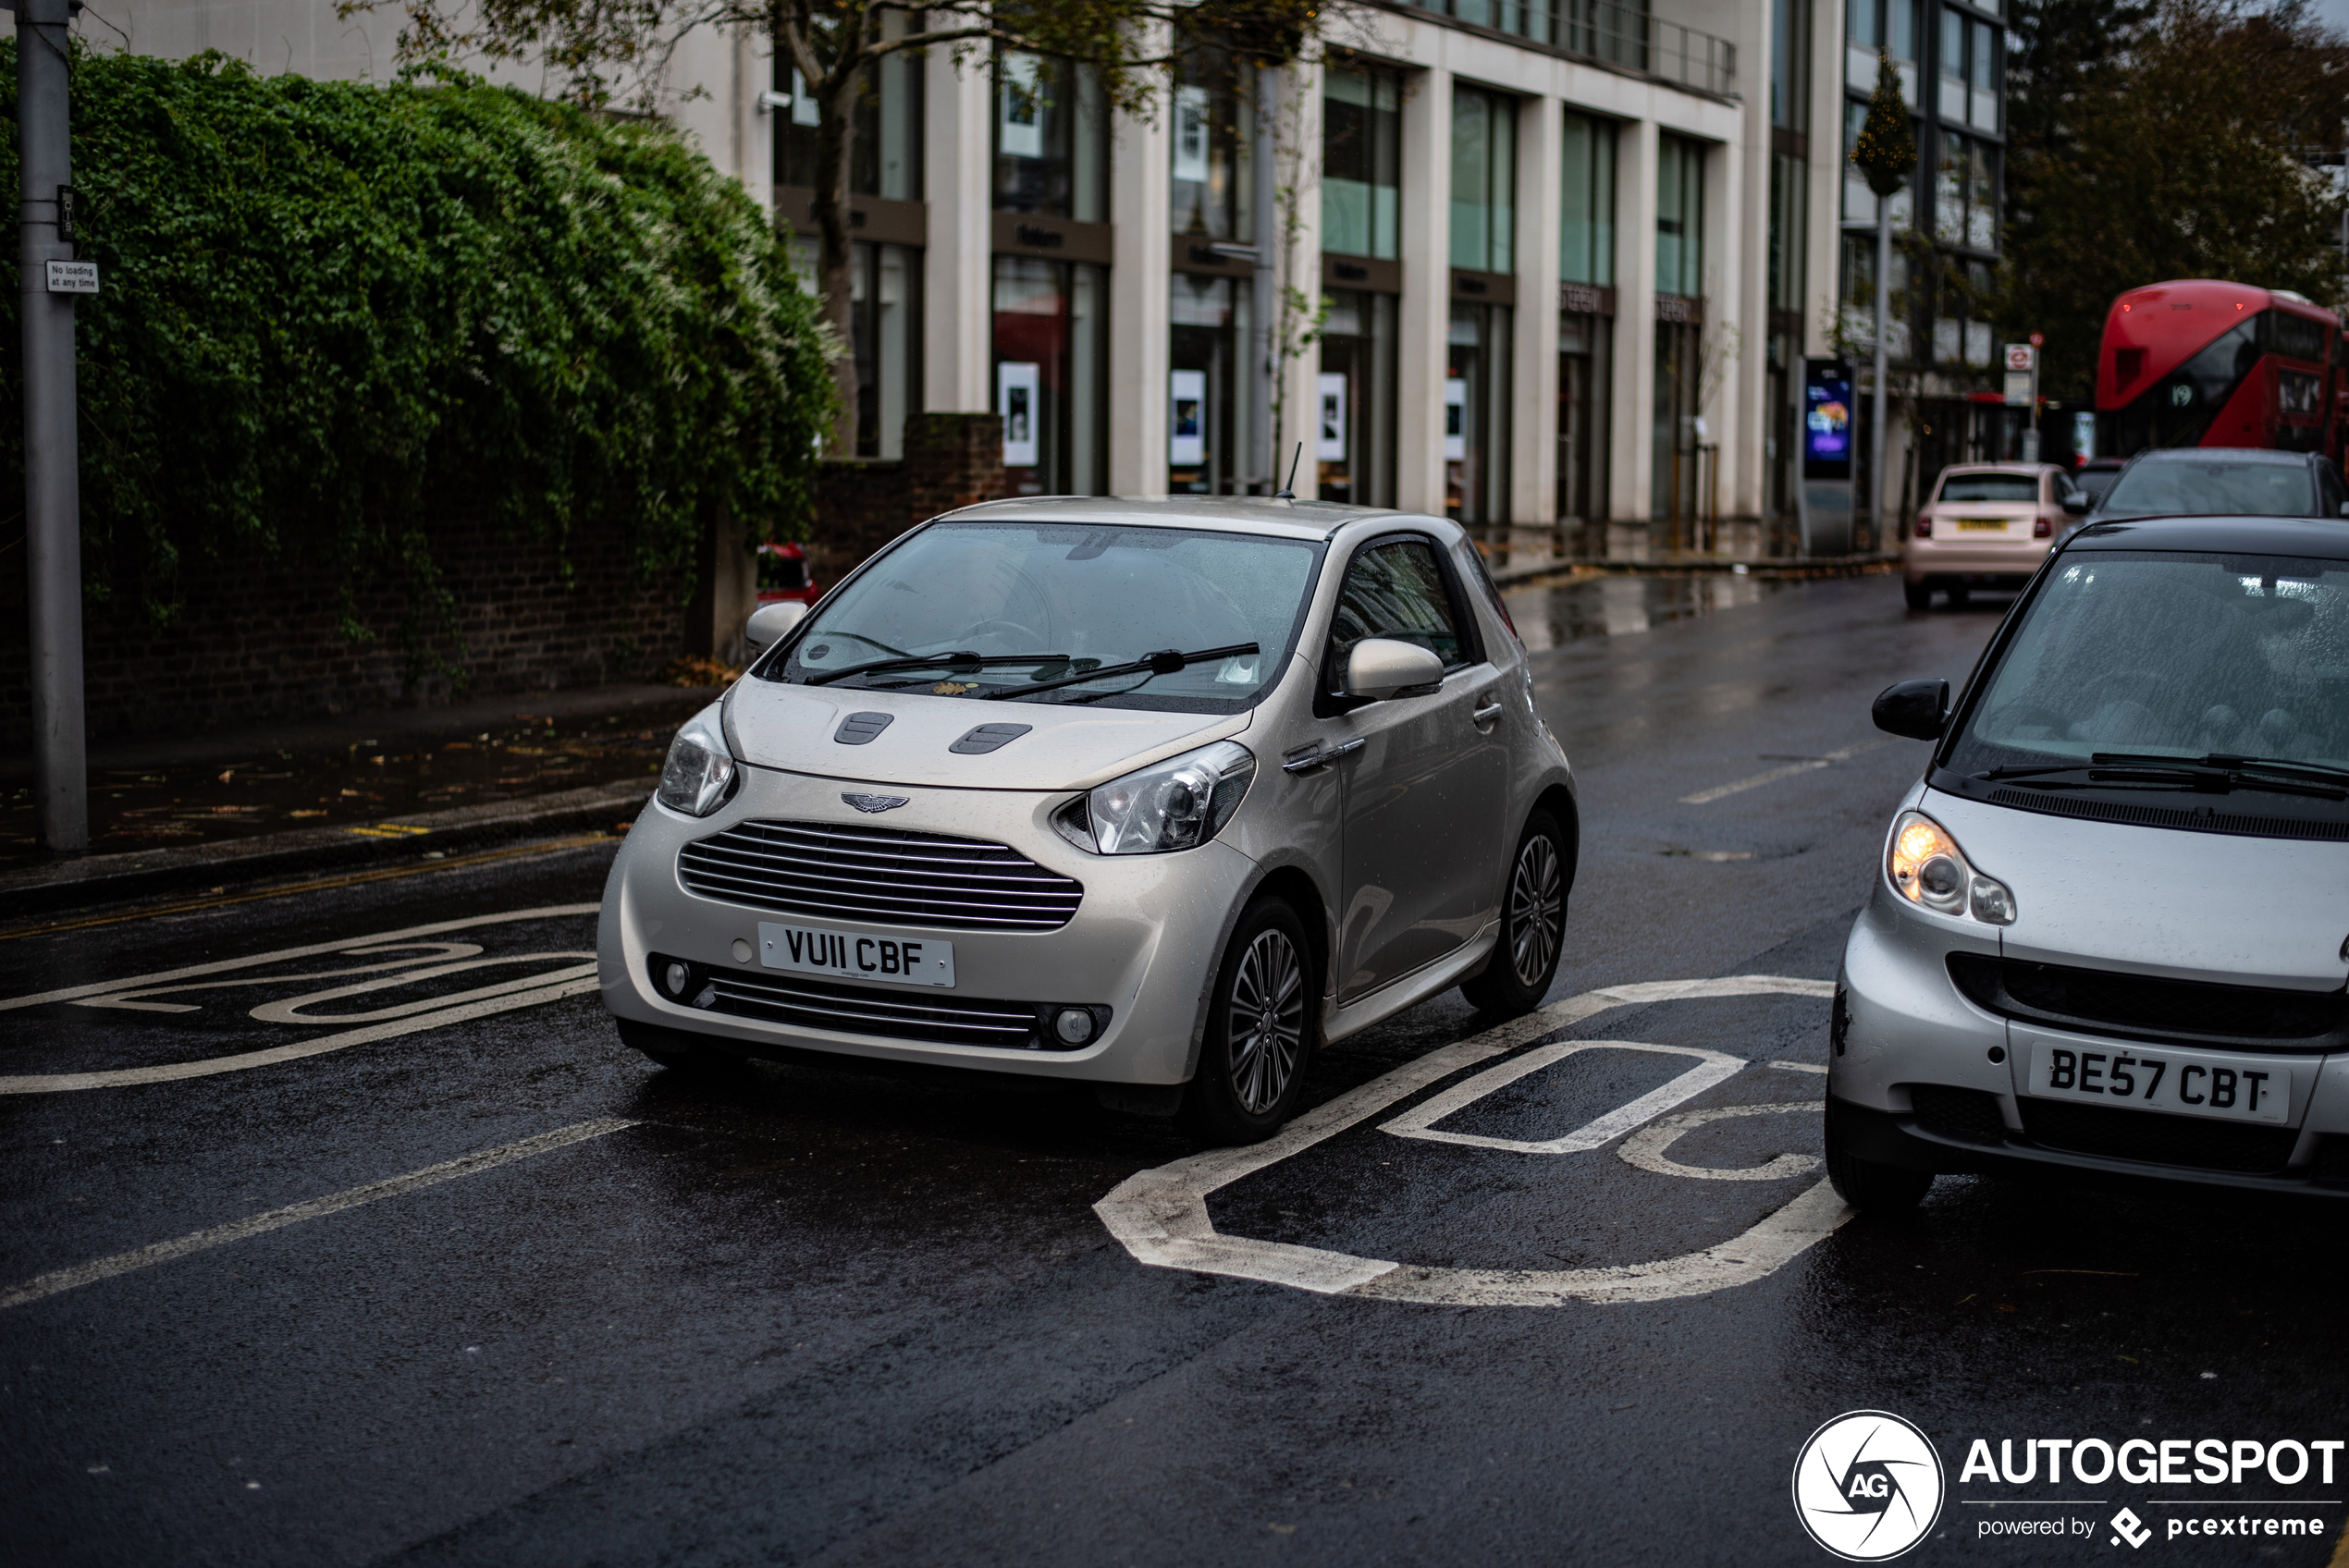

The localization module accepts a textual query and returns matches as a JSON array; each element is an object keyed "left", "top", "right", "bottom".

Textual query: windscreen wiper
[
  {"left": 983, "top": 643, "right": 1261, "bottom": 702},
  {"left": 1978, "top": 755, "right": 2344, "bottom": 800},
  {"left": 802, "top": 650, "right": 1069, "bottom": 687}
]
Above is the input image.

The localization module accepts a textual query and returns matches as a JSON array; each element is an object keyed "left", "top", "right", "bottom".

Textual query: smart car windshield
[
  {"left": 769, "top": 521, "right": 1323, "bottom": 713},
  {"left": 2097, "top": 459, "right": 2314, "bottom": 519},
  {"left": 1946, "top": 551, "right": 2349, "bottom": 815}
]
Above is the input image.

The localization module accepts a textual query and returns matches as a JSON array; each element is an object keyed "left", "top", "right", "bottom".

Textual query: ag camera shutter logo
[{"left": 1792, "top": 1410, "right": 1946, "bottom": 1561}]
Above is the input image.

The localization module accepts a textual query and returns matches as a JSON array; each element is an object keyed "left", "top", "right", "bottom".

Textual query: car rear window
[{"left": 1937, "top": 474, "right": 2040, "bottom": 504}]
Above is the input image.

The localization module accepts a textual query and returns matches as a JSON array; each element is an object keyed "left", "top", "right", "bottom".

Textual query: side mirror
[
  {"left": 744, "top": 600, "right": 809, "bottom": 648},
  {"left": 1873, "top": 678, "right": 1949, "bottom": 741},
  {"left": 2060, "top": 492, "right": 2090, "bottom": 516},
  {"left": 1346, "top": 637, "right": 1445, "bottom": 701}
]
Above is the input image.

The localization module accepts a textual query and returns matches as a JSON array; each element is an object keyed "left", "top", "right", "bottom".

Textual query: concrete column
[
  {"left": 1806, "top": 0, "right": 1848, "bottom": 359},
  {"left": 1274, "top": 58, "right": 1323, "bottom": 488},
  {"left": 1711, "top": 130, "right": 1761, "bottom": 521},
  {"left": 1108, "top": 51, "right": 1172, "bottom": 496},
  {"left": 667, "top": 22, "right": 770, "bottom": 207},
  {"left": 1612, "top": 116, "right": 1659, "bottom": 524},
  {"left": 1396, "top": 56, "right": 1452, "bottom": 517},
  {"left": 1513, "top": 88, "right": 1562, "bottom": 526},
  {"left": 924, "top": 50, "right": 991, "bottom": 412}
]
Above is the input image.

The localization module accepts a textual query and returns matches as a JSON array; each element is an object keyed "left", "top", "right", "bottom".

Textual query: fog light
[
  {"left": 1052, "top": 1007, "right": 1097, "bottom": 1046},
  {"left": 662, "top": 961, "right": 691, "bottom": 998}
]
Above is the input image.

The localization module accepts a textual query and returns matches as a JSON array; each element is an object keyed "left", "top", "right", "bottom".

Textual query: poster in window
[
  {"left": 790, "top": 68, "right": 819, "bottom": 128},
  {"left": 1000, "top": 55, "right": 1043, "bottom": 159},
  {"left": 1443, "top": 376, "right": 1468, "bottom": 461},
  {"left": 1169, "top": 368, "right": 1207, "bottom": 467},
  {"left": 1317, "top": 373, "right": 1349, "bottom": 461},
  {"left": 1173, "top": 87, "right": 1211, "bottom": 185},
  {"left": 998, "top": 361, "right": 1041, "bottom": 468}
]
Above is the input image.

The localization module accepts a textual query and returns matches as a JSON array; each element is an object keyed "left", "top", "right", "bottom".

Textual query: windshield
[
  {"left": 2097, "top": 459, "right": 2314, "bottom": 519},
  {"left": 2075, "top": 466, "right": 2122, "bottom": 503},
  {"left": 769, "top": 521, "right": 1322, "bottom": 712},
  {"left": 1938, "top": 473, "right": 2039, "bottom": 504},
  {"left": 1948, "top": 551, "right": 2349, "bottom": 790}
]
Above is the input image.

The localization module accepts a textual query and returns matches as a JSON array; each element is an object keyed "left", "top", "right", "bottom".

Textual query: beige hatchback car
[
  {"left": 599, "top": 498, "right": 1578, "bottom": 1143},
  {"left": 1905, "top": 462, "right": 2077, "bottom": 609}
]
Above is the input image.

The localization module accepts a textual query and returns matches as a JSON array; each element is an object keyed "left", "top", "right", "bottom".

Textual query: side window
[{"left": 1327, "top": 538, "right": 1467, "bottom": 689}]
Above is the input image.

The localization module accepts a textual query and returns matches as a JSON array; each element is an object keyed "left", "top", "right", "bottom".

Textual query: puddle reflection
[{"left": 1501, "top": 573, "right": 1787, "bottom": 651}]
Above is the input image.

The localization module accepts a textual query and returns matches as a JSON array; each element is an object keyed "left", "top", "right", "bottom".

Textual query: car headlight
[
  {"left": 1052, "top": 740, "right": 1256, "bottom": 854},
  {"left": 656, "top": 704, "right": 737, "bottom": 817},
  {"left": 1887, "top": 809, "right": 2015, "bottom": 925}
]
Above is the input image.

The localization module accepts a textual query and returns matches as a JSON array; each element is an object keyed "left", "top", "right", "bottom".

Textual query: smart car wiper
[
  {"left": 802, "top": 650, "right": 1069, "bottom": 687},
  {"left": 1980, "top": 755, "right": 2344, "bottom": 800},
  {"left": 982, "top": 643, "right": 1261, "bottom": 702}
]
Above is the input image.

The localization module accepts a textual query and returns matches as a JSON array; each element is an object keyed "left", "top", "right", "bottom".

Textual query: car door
[{"left": 1323, "top": 533, "right": 1507, "bottom": 1002}]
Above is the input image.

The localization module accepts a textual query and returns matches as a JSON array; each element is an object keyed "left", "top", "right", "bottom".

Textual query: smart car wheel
[
  {"left": 1824, "top": 1139, "right": 1933, "bottom": 1214},
  {"left": 1183, "top": 899, "right": 1315, "bottom": 1145},
  {"left": 1461, "top": 809, "right": 1569, "bottom": 1018}
]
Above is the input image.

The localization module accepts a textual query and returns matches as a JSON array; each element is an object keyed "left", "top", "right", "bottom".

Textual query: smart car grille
[
  {"left": 2016, "top": 1099, "right": 2300, "bottom": 1175},
  {"left": 1908, "top": 1084, "right": 2007, "bottom": 1145},
  {"left": 2313, "top": 1137, "right": 2349, "bottom": 1186},
  {"left": 677, "top": 819, "right": 1084, "bottom": 931},
  {"left": 1946, "top": 953, "right": 2347, "bottom": 1054},
  {"left": 697, "top": 966, "right": 1070, "bottom": 1050}
]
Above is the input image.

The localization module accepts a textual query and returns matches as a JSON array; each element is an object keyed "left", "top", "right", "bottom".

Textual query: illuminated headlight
[
  {"left": 1052, "top": 740, "right": 1256, "bottom": 854},
  {"left": 1888, "top": 809, "right": 2015, "bottom": 925},
  {"left": 656, "top": 705, "right": 737, "bottom": 817}
]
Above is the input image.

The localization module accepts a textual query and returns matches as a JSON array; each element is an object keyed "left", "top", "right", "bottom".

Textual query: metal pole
[
  {"left": 20, "top": 0, "right": 86, "bottom": 853},
  {"left": 1872, "top": 206, "right": 1890, "bottom": 553}
]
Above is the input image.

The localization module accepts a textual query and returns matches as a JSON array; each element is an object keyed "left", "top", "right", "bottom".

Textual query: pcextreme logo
[{"left": 1794, "top": 1410, "right": 1949, "bottom": 1562}]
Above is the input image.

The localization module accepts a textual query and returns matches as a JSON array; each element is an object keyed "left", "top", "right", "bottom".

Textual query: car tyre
[
  {"left": 1460, "top": 809, "right": 1570, "bottom": 1018},
  {"left": 616, "top": 1016, "right": 732, "bottom": 1073},
  {"left": 1183, "top": 898, "right": 1316, "bottom": 1145},
  {"left": 1825, "top": 1139, "right": 1934, "bottom": 1214},
  {"left": 1903, "top": 579, "right": 1932, "bottom": 612}
]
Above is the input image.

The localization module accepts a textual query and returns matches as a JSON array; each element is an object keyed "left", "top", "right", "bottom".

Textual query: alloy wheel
[
  {"left": 1507, "top": 834, "right": 1565, "bottom": 988},
  {"left": 1226, "top": 928, "right": 1306, "bottom": 1115}
]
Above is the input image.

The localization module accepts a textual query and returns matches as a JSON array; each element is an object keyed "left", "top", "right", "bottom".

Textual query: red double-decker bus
[{"left": 2096, "top": 280, "right": 2345, "bottom": 462}]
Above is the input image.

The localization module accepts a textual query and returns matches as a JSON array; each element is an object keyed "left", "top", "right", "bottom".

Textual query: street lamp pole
[
  {"left": 18, "top": 0, "right": 86, "bottom": 853},
  {"left": 1873, "top": 204, "right": 1890, "bottom": 551}
]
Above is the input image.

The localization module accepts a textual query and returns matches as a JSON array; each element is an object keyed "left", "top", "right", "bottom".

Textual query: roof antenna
[{"left": 1273, "top": 441, "right": 1303, "bottom": 500}]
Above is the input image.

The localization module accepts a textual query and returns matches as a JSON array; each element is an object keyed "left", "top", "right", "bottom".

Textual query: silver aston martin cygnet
[
  {"left": 597, "top": 498, "right": 1578, "bottom": 1143},
  {"left": 1832, "top": 515, "right": 2349, "bottom": 1210}
]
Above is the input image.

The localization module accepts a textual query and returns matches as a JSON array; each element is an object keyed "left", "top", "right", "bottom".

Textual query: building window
[
  {"left": 1172, "top": 55, "right": 1256, "bottom": 242},
  {"left": 1843, "top": 99, "right": 1918, "bottom": 229},
  {"left": 1934, "top": 133, "right": 1997, "bottom": 251},
  {"left": 850, "top": 243, "right": 921, "bottom": 459},
  {"left": 1557, "top": 306, "right": 1612, "bottom": 527},
  {"left": 1931, "top": 259, "right": 1995, "bottom": 369},
  {"left": 1323, "top": 66, "right": 1401, "bottom": 260},
  {"left": 1450, "top": 86, "right": 1516, "bottom": 276},
  {"left": 995, "top": 54, "right": 1107, "bottom": 220},
  {"left": 1446, "top": 302, "right": 1512, "bottom": 524},
  {"left": 1769, "top": 153, "right": 1807, "bottom": 314},
  {"left": 1318, "top": 289, "right": 1397, "bottom": 506},
  {"left": 1774, "top": 0, "right": 1813, "bottom": 130},
  {"left": 1560, "top": 110, "right": 1616, "bottom": 286},
  {"left": 1656, "top": 134, "right": 1704, "bottom": 298},
  {"left": 993, "top": 257, "right": 1106, "bottom": 496},
  {"left": 1968, "top": 18, "right": 2000, "bottom": 130},
  {"left": 1653, "top": 316, "right": 1703, "bottom": 525},
  {"left": 1170, "top": 275, "right": 1256, "bottom": 494},
  {"left": 776, "top": 22, "right": 923, "bottom": 200}
]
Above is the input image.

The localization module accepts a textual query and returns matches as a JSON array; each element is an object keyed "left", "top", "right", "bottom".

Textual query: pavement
[{"left": 4, "top": 574, "right": 2343, "bottom": 1567}]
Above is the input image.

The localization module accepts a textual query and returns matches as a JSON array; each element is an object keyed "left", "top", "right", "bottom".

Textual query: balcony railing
[{"left": 1412, "top": 0, "right": 1737, "bottom": 97}]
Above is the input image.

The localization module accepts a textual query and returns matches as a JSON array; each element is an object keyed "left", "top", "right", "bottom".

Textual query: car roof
[
  {"left": 2124, "top": 446, "right": 2312, "bottom": 466},
  {"left": 935, "top": 495, "right": 1428, "bottom": 543},
  {"left": 2063, "top": 515, "right": 2349, "bottom": 557}
]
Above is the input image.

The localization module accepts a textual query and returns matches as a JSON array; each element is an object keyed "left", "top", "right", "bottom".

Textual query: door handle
[
  {"left": 1471, "top": 700, "right": 1504, "bottom": 728},
  {"left": 1282, "top": 737, "right": 1366, "bottom": 775}
]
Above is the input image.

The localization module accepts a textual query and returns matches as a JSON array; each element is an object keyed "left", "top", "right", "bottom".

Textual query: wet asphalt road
[{"left": 5, "top": 574, "right": 2345, "bottom": 1568}]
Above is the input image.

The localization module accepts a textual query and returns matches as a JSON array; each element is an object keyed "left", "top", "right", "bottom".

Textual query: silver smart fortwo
[
  {"left": 598, "top": 498, "right": 1577, "bottom": 1143},
  {"left": 1831, "top": 515, "right": 2349, "bottom": 1209}
]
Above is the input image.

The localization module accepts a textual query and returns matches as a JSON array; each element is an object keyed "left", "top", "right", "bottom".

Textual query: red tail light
[
  {"left": 1914, "top": 515, "right": 1932, "bottom": 539},
  {"left": 2034, "top": 517, "right": 2052, "bottom": 538}
]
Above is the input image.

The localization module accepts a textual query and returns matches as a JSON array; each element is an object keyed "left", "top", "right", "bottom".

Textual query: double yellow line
[{"left": 0, "top": 832, "right": 617, "bottom": 941}]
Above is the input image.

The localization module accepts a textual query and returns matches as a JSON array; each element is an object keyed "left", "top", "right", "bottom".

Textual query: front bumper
[
  {"left": 1832, "top": 878, "right": 2349, "bottom": 1200},
  {"left": 598, "top": 764, "right": 1258, "bottom": 1084}
]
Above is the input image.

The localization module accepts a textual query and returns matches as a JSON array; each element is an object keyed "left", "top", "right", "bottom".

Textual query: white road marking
[
  {"left": 1617, "top": 1102, "right": 1824, "bottom": 1182},
  {"left": 1093, "top": 974, "right": 1848, "bottom": 1308},
  {"left": 246, "top": 953, "right": 593, "bottom": 1024},
  {"left": 0, "top": 1119, "right": 635, "bottom": 1311},
  {"left": 1678, "top": 740, "right": 1896, "bottom": 805},
  {"left": 76, "top": 944, "right": 487, "bottom": 1013},
  {"left": 0, "top": 974, "right": 599, "bottom": 1094},
  {"left": 0, "top": 905, "right": 600, "bottom": 1013},
  {"left": 1770, "top": 1060, "right": 1829, "bottom": 1074},
  {"left": 1380, "top": 1040, "right": 1744, "bottom": 1154}
]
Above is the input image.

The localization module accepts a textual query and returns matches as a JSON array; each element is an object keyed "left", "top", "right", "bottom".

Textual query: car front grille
[
  {"left": 677, "top": 819, "right": 1084, "bottom": 932},
  {"left": 655, "top": 956, "right": 1089, "bottom": 1051},
  {"left": 1909, "top": 1084, "right": 2007, "bottom": 1145},
  {"left": 1946, "top": 952, "right": 2346, "bottom": 1053},
  {"left": 2016, "top": 1098, "right": 2300, "bottom": 1175}
]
